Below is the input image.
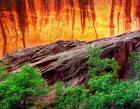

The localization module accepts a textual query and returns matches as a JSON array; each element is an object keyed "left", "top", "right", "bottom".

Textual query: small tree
[{"left": 0, "top": 64, "right": 49, "bottom": 109}]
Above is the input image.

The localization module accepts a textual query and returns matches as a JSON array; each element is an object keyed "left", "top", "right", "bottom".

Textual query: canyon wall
[
  {"left": 1, "top": 31, "right": 140, "bottom": 85},
  {"left": 0, "top": 0, "right": 140, "bottom": 56}
]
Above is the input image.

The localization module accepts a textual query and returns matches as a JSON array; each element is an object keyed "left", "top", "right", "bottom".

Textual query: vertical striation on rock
[
  {"left": 0, "top": 0, "right": 140, "bottom": 56},
  {"left": 15, "top": 0, "right": 28, "bottom": 48}
]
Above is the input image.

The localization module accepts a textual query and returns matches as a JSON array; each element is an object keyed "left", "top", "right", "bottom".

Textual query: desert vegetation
[{"left": 0, "top": 64, "right": 49, "bottom": 109}]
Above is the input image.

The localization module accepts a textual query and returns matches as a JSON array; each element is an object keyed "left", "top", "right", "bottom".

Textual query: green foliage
[
  {"left": 130, "top": 52, "right": 140, "bottom": 81},
  {"left": 88, "top": 79, "right": 140, "bottom": 109},
  {"left": 88, "top": 73, "right": 115, "bottom": 93},
  {"left": 0, "top": 64, "right": 49, "bottom": 109},
  {"left": 88, "top": 47, "right": 140, "bottom": 109},
  {"left": 54, "top": 81, "right": 64, "bottom": 93},
  {"left": 88, "top": 46, "right": 119, "bottom": 77},
  {"left": 55, "top": 84, "right": 89, "bottom": 109},
  {"left": 136, "top": 66, "right": 140, "bottom": 81},
  {"left": 55, "top": 47, "right": 140, "bottom": 109},
  {"left": 0, "top": 61, "right": 8, "bottom": 81}
]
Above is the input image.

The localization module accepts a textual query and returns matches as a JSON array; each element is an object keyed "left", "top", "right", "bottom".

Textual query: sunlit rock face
[{"left": 0, "top": 0, "right": 140, "bottom": 56}]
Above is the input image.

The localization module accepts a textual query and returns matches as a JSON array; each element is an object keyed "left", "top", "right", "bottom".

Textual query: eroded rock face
[
  {"left": 1, "top": 31, "right": 140, "bottom": 85},
  {"left": 0, "top": 0, "right": 140, "bottom": 57}
]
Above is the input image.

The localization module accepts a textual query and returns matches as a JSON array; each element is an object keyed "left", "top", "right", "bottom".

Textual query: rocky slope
[{"left": 0, "top": 31, "right": 140, "bottom": 85}]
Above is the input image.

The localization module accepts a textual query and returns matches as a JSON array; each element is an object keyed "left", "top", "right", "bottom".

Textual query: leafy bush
[
  {"left": 55, "top": 81, "right": 89, "bottom": 109},
  {"left": 55, "top": 47, "right": 140, "bottom": 109},
  {"left": 88, "top": 46, "right": 119, "bottom": 77},
  {"left": 130, "top": 52, "right": 140, "bottom": 81},
  {"left": 0, "top": 61, "right": 8, "bottom": 81},
  {"left": 0, "top": 64, "right": 49, "bottom": 109},
  {"left": 88, "top": 78, "right": 140, "bottom": 109}
]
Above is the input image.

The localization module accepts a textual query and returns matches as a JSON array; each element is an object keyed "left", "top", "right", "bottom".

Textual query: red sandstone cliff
[{"left": 0, "top": 31, "right": 140, "bottom": 86}]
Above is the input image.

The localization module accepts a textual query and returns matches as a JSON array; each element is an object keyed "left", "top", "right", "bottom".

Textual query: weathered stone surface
[{"left": 1, "top": 31, "right": 140, "bottom": 85}]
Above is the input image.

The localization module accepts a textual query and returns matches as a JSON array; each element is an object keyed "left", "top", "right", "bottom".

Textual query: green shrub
[
  {"left": 88, "top": 47, "right": 140, "bottom": 109},
  {"left": 0, "top": 64, "right": 49, "bottom": 109},
  {"left": 88, "top": 73, "right": 115, "bottom": 93},
  {"left": 136, "top": 65, "right": 140, "bottom": 81},
  {"left": 0, "top": 61, "right": 8, "bottom": 81},
  {"left": 129, "top": 52, "right": 140, "bottom": 81},
  {"left": 88, "top": 46, "right": 119, "bottom": 77},
  {"left": 88, "top": 79, "right": 140, "bottom": 109},
  {"left": 55, "top": 84, "right": 89, "bottom": 109}
]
